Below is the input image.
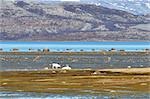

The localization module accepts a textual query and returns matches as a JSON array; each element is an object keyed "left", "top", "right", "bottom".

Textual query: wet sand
[{"left": 0, "top": 68, "right": 150, "bottom": 94}]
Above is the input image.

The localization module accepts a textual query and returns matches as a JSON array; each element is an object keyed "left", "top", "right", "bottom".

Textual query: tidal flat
[{"left": 0, "top": 52, "right": 150, "bottom": 98}]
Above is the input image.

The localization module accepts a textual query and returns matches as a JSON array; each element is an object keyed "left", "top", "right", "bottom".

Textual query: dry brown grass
[{"left": 0, "top": 68, "right": 150, "bottom": 94}]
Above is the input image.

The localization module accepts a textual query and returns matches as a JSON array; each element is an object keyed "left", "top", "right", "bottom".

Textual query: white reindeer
[
  {"left": 50, "top": 63, "right": 61, "bottom": 69},
  {"left": 62, "top": 64, "right": 72, "bottom": 70}
]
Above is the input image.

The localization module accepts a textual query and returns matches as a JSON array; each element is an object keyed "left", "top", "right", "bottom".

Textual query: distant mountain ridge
[
  {"left": 0, "top": 0, "right": 150, "bottom": 41},
  {"left": 80, "top": 0, "right": 150, "bottom": 15},
  {"left": 8, "top": 0, "right": 150, "bottom": 15}
]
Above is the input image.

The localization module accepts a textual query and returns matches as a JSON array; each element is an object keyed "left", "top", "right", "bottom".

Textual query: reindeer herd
[{"left": 44, "top": 63, "right": 72, "bottom": 70}]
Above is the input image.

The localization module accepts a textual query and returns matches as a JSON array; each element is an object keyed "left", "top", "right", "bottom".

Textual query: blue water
[
  {"left": 0, "top": 41, "right": 149, "bottom": 52},
  {"left": 0, "top": 91, "right": 149, "bottom": 99}
]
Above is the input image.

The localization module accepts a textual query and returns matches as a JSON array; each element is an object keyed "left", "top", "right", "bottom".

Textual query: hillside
[
  {"left": 0, "top": 1, "right": 150, "bottom": 41},
  {"left": 81, "top": 0, "right": 150, "bottom": 15}
]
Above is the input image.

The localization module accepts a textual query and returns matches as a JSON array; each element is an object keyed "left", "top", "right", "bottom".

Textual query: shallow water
[
  {"left": 1, "top": 53, "right": 149, "bottom": 71},
  {"left": 0, "top": 91, "right": 149, "bottom": 99}
]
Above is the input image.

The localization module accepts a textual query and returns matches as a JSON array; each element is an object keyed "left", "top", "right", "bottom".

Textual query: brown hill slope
[{"left": 0, "top": 1, "right": 150, "bottom": 41}]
